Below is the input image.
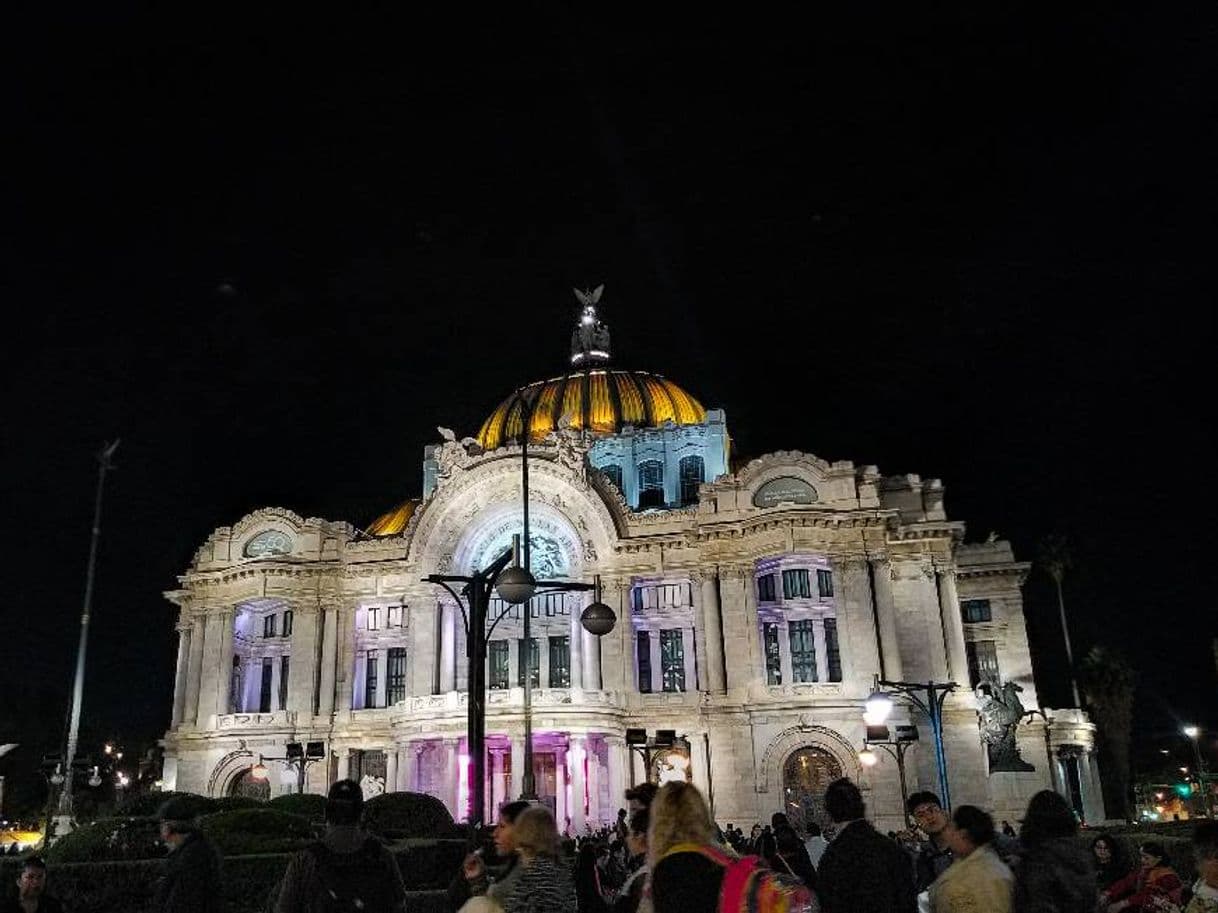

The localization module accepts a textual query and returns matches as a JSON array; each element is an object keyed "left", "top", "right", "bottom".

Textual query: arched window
[
  {"left": 637, "top": 460, "right": 664, "bottom": 509},
  {"left": 782, "top": 747, "right": 842, "bottom": 832},
  {"left": 601, "top": 463, "right": 624, "bottom": 492},
  {"left": 678, "top": 455, "right": 705, "bottom": 506}
]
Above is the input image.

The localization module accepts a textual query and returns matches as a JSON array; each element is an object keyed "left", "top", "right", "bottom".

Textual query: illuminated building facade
[{"left": 161, "top": 291, "right": 1105, "bottom": 831}]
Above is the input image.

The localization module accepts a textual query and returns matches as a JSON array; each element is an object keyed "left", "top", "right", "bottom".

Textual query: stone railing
[
  {"left": 403, "top": 688, "right": 621, "bottom": 714},
  {"left": 764, "top": 682, "right": 846, "bottom": 699}
]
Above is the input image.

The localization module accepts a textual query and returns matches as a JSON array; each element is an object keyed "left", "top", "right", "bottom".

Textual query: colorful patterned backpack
[{"left": 660, "top": 842, "right": 818, "bottom": 913}]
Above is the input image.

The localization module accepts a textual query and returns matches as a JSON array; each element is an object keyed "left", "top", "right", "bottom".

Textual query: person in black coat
[
  {"left": 155, "top": 797, "right": 224, "bottom": 913},
  {"left": 816, "top": 778, "right": 916, "bottom": 913}
]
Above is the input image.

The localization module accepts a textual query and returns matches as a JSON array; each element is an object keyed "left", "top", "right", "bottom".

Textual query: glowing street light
[
  {"left": 864, "top": 688, "right": 893, "bottom": 726},
  {"left": 858, "top": 748, "right": 879, "bottom": 768}
]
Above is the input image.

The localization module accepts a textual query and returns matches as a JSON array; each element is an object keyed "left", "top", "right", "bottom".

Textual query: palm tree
[
  {"left": 1079, "top": 645, "right": 1137, "bottom": 821},
  {"left": 1038, "top": 533, "right": 1081, "bottom": 707}
]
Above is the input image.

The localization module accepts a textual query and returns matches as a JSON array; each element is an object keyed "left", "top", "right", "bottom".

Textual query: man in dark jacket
[
  {"left": 0, "top": 856, "right": 64, "bottom": 913},
  {"left": 155, "top": 797, "right": 223, "bottom": 913},
  {"left": 816, "top": 778, "right": 916, "bottom": 913},
  {"left": 276, "top": 779, "right": 406, "bottom": 913},
  {"left": 907, "top": 791, "right": 954, "bottom": 894}
]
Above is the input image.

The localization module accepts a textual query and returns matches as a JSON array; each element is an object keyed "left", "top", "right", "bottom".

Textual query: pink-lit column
[{"left": 569, "top": 735, "right": 587, "bottom": 834}]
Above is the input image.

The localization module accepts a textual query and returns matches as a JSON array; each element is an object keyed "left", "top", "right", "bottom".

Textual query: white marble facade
[{"left": 161, "top": 310, "right": 1104, "bottom": 833}]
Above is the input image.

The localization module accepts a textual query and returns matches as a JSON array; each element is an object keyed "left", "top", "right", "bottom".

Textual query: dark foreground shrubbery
[
  {"left": 0, "top": 843, "right": 461, "bottom": 913},
  {"left": 117, "top": 791, "right": 215, "bottom": 819},
  {"left": 268, "top": 792, "right": 327, "bottom": 823},
  {"left": 363, "top": 791, "right": 455, "bottom": 839},
  {"left": 44, "top": 817, "right": 165, "bottom": 863},
  {"left": 199, "top": 809, "right": 317, "bottom": 856}
]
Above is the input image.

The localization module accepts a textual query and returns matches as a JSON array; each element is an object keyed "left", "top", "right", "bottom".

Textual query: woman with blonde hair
[
  {"left": 647, "top": 781, "right": 724, "bottom": 913},
  {"left": 503, "top": 806, "right": 577, "bottom": 913}
]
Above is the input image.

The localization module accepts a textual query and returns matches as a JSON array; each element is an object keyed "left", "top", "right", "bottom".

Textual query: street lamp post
[
  {"left": 858, "top": 728, "right": 917, "bottom": 825},
  {"left": 55, "top": 440, "right": 120, "bottom": 837},
  {"left": 424, "top": 535, "right": 616, "bottom": 827},
  {"left": 865, "top": 675, "right": 957, "bottom": 810},
  {"left": 251, "top": 742, "right": 327, "bottom": 794},
  {"left": 1022, "top": 708, "right": 1059, "bottom": 795}
]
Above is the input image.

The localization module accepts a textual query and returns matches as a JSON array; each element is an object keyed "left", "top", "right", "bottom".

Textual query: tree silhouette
[
  {"left": 1079, "top": 645, "right": 1137, "bottom": 820},
  {"left": 1037, "top": 533, "right": 1081, "bottom": 707}
]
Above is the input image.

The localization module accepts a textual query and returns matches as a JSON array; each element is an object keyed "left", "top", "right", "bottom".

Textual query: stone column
[
  {"left": 555, "top": 745, "right": 568, "bottom": 833},
  {"left": 812, "top": 618, "right": 830, "bottom": 683},
  {"left": 586, "top": 741, "right": 602, "bottom": 825},
  {"left": 440, "top": 603, "right": 457, "bottom": 692},
  {"left": 195, "top": 610, "right": 226, "bottom": 724},
  {"left": 216, "top": 610, "right": 236, "bottom": 715},
  {"left": 870, "top": 558, "right": 904, "bottom": 682},
  {"left": 719, "top": 566, "right": 763, "bottom": 693},
  {"left": 682, "top": 626, "right": 697, "bottom": 691},
  {"left": 336, "top": 749, "right": 350, "bottom": 781},
  {"left": 336, "top": 603, "right": 357, "bottom": 715},
  {"left": 606, "top": 736, "right": 626, "bottom": 810},
  {"left": 183, "top": 614, "right": 206, "bottom": 726},
  {"left": 510, "top": 737, "right": 525, "bottom": 800},
  {"left": 376, "top": 650, "right": 389, "bottom": 708},
  {"left": 288, "top": 602, "right": 320, "bottom": 715},
  {"left": 569, "top": 605, "right": 584, "bottom": 692},
  {"left": 936, "top": 565, "right": 971, "bottom": 687},
  {"left": 777, "top": 620, "right": 793, "bottom": 685},
  {"left": 836, "top": 557, "right": 881, "bottom": 689},
  {"left": 581, "top": 627, "right": 601, "bottom": 690},
  {"left": 171, "top": 622, "right": 192, "bottom": 727},
  {"left": 402, "top": 743, "right": 418, "bottom": 793},
  {"left": 698, "top": 571, "right": 726, "bottom": 693},
  {"left": 442, "top": 738, "right": 460, "bottom": 818},
  {"left": 599, "top": 579, "right": 630, "bottom": 692},
  {"left": 569, "top": 736, "right": 587, "bottom": 834},
  {"left": 318, "top": 603, "right": 339, "bottom": 717},
  {"left": 1082, "top": 752, "right": 1106, "bottom": 824},
  {"left": 648, "top": 632, "right": 662, "bottom": 691},
  {"left": 689, "top": 732, "right": 710, "bottom": 803},
  {"left": 270, "top": 655, "right": 283, "bottom": 712},
  {"left": 490, "top": 749, "right": 504, "bottom": 813},
  {"left": 385, "top": 749, "right": 399, "bottom": 795}
]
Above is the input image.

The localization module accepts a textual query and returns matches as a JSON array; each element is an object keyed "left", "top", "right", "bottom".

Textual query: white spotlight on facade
[
  {"left": 864, "top": 689, "right": 893, "bottom": 726},
  {"left": 859, "top": 748, "right": 879, "bottom": 768}
]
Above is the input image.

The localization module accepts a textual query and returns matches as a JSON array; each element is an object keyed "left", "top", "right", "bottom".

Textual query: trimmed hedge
[
  {"left": 0, "top": 855, "right": 450, "bottom": 913},
  {"left": 199, "top": 809, "right": 317, "bottom": 857},
  {"left": 210, "top": 796, "right": 267, "bottom": 814},
  {"left": 268, "top": 792, "right": 327, "bottom": 823},
  {"left": 44, "top": 817, "right": 165, "bottom": 863},
  {"left": 117, "top": 790, "right": 215, "bottom": 819},
  {"left": 0, "top": 842, "right": 463, "bottom": 913},
  {"left": 363, "top": 791, "right": 455, "bottom": 839}
]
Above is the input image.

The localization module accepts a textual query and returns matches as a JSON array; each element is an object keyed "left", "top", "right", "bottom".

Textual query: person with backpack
[
  {"left": 815, "top": 778, "right": 915, "bottom": 913},
  {"left": 275, "top": 779, "right": 407, "bottom": 913},
  {"left": 649, "top": 781, "right": 817, "bottom": 913}
]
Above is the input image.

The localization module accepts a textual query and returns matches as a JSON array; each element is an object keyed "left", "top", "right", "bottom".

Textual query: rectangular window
[
  {"left": 278, "top": 655, "right": 290, "bottom": 710},
  {"left": 637, "top": 631, "right": 652, "bottom": 693},
  {"left": 364, "top": 650, "right": 379, "bottom": 709},
  {"left": 387, "top": 647, "right": 407, "bottom": 705},
  {"left": 259, "top": 657, "right": 273, "bottom": 712},
  {"left": 263, "top": 614, "right": 277, "bottom": 638},
  {"left": 282, "top": 609, "right": 294, "bottom": 637},
  {"left": 489, "top": 640, "right": 510, "bottom": 690},
  {"left": 387, "top": 606, "right": 401, "bottom": 628},
  {"left": 817, "top": 569, "right": 834, "bottom": 598},
  {"left": 638, "top": 460, "right": 665, "bottom": 508},
  {"left": 602, "top": 463, "right": 623, "bottom": 492},
  {"left": 824, "top": 618, "right": 842, "bottom": 682},
  {"left": 789, "top": 619, "right": 818, "bottom": 682},
  {"left": 517, "top": 638, "right": 540, "bottom": 688},
  {"left": 961, "top": 599, "right": 993, "bottom": 624},
  {"left": 757, "top": 574, "right": 776, "bottom": 602},
  {"left": 966, "top": 640, "right": 1001, "bottom": 688},
  {"left": 678, "top": 456, "right": 704, "bottom": 506},
  {"left": 764, "top": 623, "right": 782, "bottom": 685},
  {"left": 548, "top": 636, "right": 571, "bottom": 688},
  {"left": 660, "top": 629, "right": 686, "bottom": 692},
  {"left": 782, "top": 569, "right": 812, "bottom": 599},
  {"left": 367, "top": 607, "right": 381, "bottom": 631}
]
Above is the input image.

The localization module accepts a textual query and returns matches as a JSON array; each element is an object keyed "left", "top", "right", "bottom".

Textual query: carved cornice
[{"left": 735, "top": 451, "right": 834, "bottom": 487}]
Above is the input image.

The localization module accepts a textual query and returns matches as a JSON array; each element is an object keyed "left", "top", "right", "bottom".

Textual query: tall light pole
[
  {"left": 54, "top": 440, "right": 119, "bottom": 837},
  {"left": 865, "top": 675, "right": 957, "bottom": 810}
]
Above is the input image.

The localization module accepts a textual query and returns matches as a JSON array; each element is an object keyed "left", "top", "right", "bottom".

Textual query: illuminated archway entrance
[
  {"left": 782, "top": 747, "right": 842, "bottom": 832},
  {"left": 229, "top": 767, "right": 271, "bottom": 801}
]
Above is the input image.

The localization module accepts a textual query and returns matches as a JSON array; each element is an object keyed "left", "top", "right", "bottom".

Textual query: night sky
[{"left": 2, "top": 9, "right": 1210, "bottom": 788}]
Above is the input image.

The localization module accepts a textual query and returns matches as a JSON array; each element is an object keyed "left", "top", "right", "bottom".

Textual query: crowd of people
[{"left": 9, "top": 777, "right": 1218, "bottom": 913}]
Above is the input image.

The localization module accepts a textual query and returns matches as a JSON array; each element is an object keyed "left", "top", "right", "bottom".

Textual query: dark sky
[{"left": 2, "top": 8, "right": 1211, "bottom": 782}]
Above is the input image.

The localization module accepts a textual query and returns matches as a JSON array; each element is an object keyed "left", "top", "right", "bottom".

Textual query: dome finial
[{"left": 571, "top": 285, "right": 611, "bottom": 366}]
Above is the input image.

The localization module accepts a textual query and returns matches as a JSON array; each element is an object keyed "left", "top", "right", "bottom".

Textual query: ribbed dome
[
  {"left": 477, "top": 369, "right": 706, "bottom": 451},
  {"left": 366, "top": 498, "right": 419, "bottom": 537}
]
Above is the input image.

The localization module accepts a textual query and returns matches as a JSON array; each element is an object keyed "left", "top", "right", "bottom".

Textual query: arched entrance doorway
[
  {"left": 782, "top": 747, "right": 842, "bottom": 832},
  {"left": 229, "top": 767, "right": 271, "bottom": 801}
]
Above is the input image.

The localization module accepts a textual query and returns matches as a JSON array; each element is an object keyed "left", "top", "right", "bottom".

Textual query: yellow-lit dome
[
  {"left": 477, "top": 369, "right": 707, "bottom": 451},
  {"left": 366, "top": 498, "right": 419, "bottom": 537}
]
